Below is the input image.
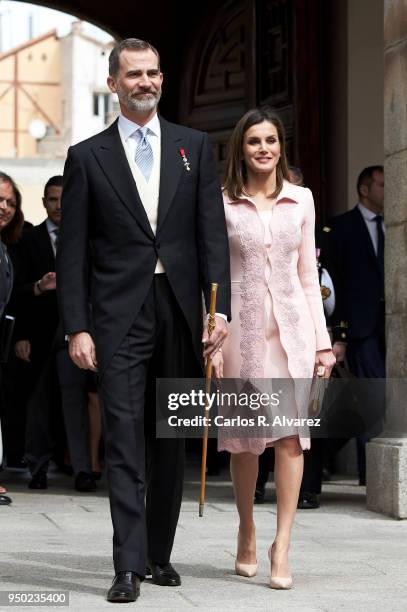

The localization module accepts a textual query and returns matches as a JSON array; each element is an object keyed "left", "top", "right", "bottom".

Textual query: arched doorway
[{"left": 17, "top": 0, "right": 326, "bottom": 217}]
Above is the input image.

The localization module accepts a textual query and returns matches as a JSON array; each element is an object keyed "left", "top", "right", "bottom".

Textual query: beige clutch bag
[{"left": 308, "top": 375, "right": 329, "bottom": 418}]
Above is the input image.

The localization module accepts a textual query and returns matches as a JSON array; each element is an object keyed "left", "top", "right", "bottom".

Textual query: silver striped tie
[{"left": 134, "top": 127, "right": 153, "bottom": 182}]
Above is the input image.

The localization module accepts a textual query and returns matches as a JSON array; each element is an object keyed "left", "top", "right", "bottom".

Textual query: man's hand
[
  {"left": 35, "top": 272, "right": 56, "bottom": 295},
  {"left": 202, "top": 315, "right": 228, "bottom": 358},
  {"left": 332, "top": 341, "right": 346, "bottom": 363},
  {"left": 15, "top": 340, "right": 31, "bottom": 362},
  {"left": 69, "top": 332, "right": 97, "bottom": 372}
]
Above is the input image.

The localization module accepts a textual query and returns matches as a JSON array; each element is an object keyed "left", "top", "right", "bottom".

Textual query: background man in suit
[
  {"left": 14, "top": 176, "right": 95, "bottom": 492},
  {"left": 328, "top": 165, "right": 385, "bottom": 485},
  {"left": 56, "top": 38, "right": 230, "bottom": 603}
]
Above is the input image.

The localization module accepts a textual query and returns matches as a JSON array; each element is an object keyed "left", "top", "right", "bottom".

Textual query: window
[
  {"left": 93, "top": 92, "right": 112, "bottom": 125},
  {"left": 93, "top": 93, "right": 99, "bottom": 116}
]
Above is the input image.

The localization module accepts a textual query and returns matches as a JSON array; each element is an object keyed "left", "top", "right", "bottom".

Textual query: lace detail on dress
[
  {"left": 234, "top": 205, "right": 267, "bottom": 378},
  {"left": 271, "top": 210, "right": 310, "bottom": 377}
]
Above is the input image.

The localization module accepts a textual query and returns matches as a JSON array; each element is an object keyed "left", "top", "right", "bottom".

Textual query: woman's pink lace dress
[{"left": 219, "top": 180, "right": 331, "bottom": 454}]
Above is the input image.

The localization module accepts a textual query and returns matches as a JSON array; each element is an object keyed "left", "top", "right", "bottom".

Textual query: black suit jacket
[
  {"left": 12, "top": 221, "right": 58, "bottom": 351},
  {"left": 0, "top": 241, "right": 13, "bottom": 320},
  {"left": 326, "top": 206, "right": 384, "bottom": 340},
  {"left": 56, "top": 117, "right": 231, "bottom": 376}
]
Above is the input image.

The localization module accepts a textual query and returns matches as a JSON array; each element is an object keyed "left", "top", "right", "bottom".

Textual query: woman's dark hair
[
  {"left": 0, "top": 171, "right": 24, "bottom": 245},
  {"left": 223, "top": 106, "right": 290, "bottom": 201},
  {"left": 288, "top": 165, "right": 304, "bottom": 187}
]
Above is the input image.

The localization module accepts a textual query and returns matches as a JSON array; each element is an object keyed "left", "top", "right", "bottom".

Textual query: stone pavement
[{"left": 0, "top": 462, "right": 406, "bottom": 612}]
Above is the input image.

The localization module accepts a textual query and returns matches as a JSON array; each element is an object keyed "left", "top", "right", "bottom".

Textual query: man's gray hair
[{"left": 109, "top": 38, "right": 160, "bottom": 77}]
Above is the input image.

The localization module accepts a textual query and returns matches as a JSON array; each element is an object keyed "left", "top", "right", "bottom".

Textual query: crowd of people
[
  {"left": 0, "top": 173, "right": 103, "bottom": 504},
  {"left": 0, "top": 35, "right": 385, "bottom": 603}
]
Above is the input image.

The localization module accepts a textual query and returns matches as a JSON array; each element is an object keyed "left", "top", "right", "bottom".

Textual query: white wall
[{"left": 70, "top": 29, "right": 114, "bottom": 145}]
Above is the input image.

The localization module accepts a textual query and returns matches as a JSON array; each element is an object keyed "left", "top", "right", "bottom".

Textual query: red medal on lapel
[{"left": 179, "top": 148, "right": 191, "bottom": 172}]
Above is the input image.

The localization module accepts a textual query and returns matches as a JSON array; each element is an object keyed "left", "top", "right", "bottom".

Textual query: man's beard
[{"left": 119, "top": 88, "right": 162, "bottom": 112}]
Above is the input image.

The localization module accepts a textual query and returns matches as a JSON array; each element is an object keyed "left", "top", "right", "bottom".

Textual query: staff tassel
[{"left": 199, "top": 282, "right": 218, "bottom": 517}]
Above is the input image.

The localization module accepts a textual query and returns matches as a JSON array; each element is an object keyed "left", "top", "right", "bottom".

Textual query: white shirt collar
[
  {"left": 118, "top": 112, "right": 160, "bottom": 141},
  {"left": 358, "top": 202, "right": 382, "bottom": 221},
  {"left": 45, "top": 217, "right": 59, "bottom": 234}
]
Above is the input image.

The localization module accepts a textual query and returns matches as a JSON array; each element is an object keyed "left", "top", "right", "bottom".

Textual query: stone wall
[
  {"left": 366, "top": 0, "right": 407, "bottom": 518},
  {"left": 384, "top": 0, "right": 407, "bottom": 380}
]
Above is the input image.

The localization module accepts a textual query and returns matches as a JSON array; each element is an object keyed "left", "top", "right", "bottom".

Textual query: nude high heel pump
[
  {"left": 235, "top": 532, "right": 258, "bottom": 577},
  {"left": 235, "top": 559, "right": 258, "bottom": 577},
  {"left": 268, "top": 545, "right": 293, "bottom": 589}
]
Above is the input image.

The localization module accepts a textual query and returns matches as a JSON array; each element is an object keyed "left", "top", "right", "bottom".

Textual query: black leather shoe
[
  {"left": 297, "top": 492, "right": 320, "bottom": 509},
  {"left": 254, "top": 483, "right": 265, "bottom": 504},
  {"left": 0, "top": 494, "right": 12, "bottom": 505},
  {"left": 28, "top": 472, "right": 47, "bottom": 490},
  {"left": 75, "top": 471, "right": 97, "bottom": 492},
  {"left": 148, "top": 560, "right": 181, "bottom": 586},
  {"left": 107, "top": 571, "right": 140, "bottom": 603}
]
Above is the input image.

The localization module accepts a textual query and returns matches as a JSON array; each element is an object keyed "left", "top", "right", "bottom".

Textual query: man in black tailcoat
[{"left": 56, "top": 38, "right": 231, "bottom": 603}]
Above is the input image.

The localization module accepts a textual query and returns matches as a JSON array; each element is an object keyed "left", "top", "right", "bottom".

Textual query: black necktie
[{"left": 374, "top": 215, "right": 384, "bottom": 275}]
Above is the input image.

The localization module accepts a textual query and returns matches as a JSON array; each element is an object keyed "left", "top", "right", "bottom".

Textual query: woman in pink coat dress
[{"left": 211, "top": 107, "right": 335, "bottom": 589}]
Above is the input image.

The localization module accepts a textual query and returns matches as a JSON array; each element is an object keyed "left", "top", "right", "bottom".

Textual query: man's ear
[
  {"left": 359, "top": 184, "right": 368, "bottom": 198},
  {"left": 107, "top": 76, "right": 117, "bottom": 94},
  {"left": 42, "top": 197, "right": 46, "bottom": 208}
]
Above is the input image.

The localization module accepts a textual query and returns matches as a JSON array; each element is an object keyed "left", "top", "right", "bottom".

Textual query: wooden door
[{"left": 179, "top": 0, "right": 324, "bottom": 219}]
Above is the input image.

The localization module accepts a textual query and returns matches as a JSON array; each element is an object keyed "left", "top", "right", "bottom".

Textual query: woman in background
[{"left": 0, "top": 172, "right": 24, "bottom": 505}]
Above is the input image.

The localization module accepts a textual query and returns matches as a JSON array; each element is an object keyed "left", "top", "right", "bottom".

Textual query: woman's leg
[
  {"left": 230, "top": 452, "right": 258, "bottom": 564},
  {"left": 272, "top": 436, "right": 303, "bottom": 577},
  {"left": 88, "top": 392, "right": 102, "bottom": 473}
]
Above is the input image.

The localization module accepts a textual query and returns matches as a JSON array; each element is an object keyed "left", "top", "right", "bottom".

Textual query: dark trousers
[
  {"left": 98, "top": 274, "right": 199, "bottom": 576},
  {"left": 56, "top": 347, "right": 91, "bottom": 475},
  {"left": 346, "top": 328, "right": 385, "bottom": 480},
  {"left": 256, "top": 447, "right": 274, "bottom": 489},
  {"left": 300, "top": 327, "right": 385, "bottom": 492},
  {"left": 25, "top": 347, "right": 91, "bottom": 476},
  {"left": 301, "top": 439, "right": 323, "bottom": 494},
  {"left": 24, "top": 351, "right": 62, "bottom": 475},
  {"left": 1, "top": 356, "right": 30, "bottom": 465}
]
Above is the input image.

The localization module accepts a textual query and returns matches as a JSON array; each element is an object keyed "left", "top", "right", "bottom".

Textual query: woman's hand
[
  {"left": 314, "top": 349, "right": 336, "bottom": 378},
  {"left": 210, "top": 348, "right": 224, "bottom": 379}
]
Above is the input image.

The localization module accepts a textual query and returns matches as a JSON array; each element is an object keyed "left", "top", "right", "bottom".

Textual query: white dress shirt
[
  {"left": 118, "top": 112, "right": 161, "bottom": 169},
  {"left": 118, "top": 112, "right": 164, "bottom": 273},
  {"left": 45, "top": 217, "right": 59, "bottom": 257},
  {"left": 357, "top": 202, "right": 385, "bottom": 256}
]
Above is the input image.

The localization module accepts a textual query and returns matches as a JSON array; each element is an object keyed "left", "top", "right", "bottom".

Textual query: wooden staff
[{"left": 199, "top": 282, "right": 218, "bottom": 517}]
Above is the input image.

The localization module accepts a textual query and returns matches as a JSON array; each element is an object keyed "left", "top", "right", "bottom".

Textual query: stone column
[{"left": 367, "top": 0, "right": 407, "bottom": 518}]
